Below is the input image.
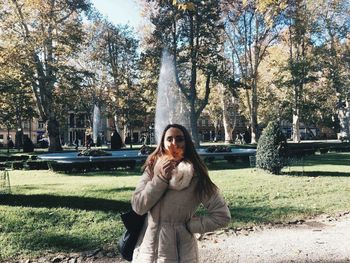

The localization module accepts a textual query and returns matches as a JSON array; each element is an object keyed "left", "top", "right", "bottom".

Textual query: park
[{"left": 1, "top": 0, "right": 350, "bottom": 262}]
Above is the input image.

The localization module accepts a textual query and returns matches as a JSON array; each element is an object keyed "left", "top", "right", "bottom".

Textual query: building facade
[
  {"left": 0, "top": 112, "right": 248, "bottom": 147},
  {"left": 0, "top": 119, "right": 46, "bottom": 147}
]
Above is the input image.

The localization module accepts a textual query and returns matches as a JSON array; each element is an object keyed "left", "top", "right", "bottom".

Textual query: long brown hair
[{"left": 142, "top": 124, "right": 217, "bottom": 199}]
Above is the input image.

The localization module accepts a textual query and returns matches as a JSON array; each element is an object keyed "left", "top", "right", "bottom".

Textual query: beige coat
[{"left": 131, "top": 165, "right": 231, "bottom": 263}]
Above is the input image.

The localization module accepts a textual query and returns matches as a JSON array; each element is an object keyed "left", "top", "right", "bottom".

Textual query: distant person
[
  {"left": 86, "top": 137, "right": 93, "bottom": 149},
  {"left": 131, "top": 124, "right": 231, "bottom": 262}
]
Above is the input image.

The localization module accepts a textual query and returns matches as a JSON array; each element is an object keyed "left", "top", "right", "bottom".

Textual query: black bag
[{"left": 118, "top": 209, "right": 147, "bottom": 261}]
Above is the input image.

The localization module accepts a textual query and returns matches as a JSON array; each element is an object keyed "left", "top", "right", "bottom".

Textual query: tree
[
  {"left": 256, "top": 45, "right": 292, "bottom": 126},
  {"left": 0, "top": 0, "right": 91, "bottom": 151},
  {"left": 259, "top": 36, "right": 339, "bottom": 139},
  {"left": 222, "top": 0, "right": 286, "bottom": 143},
  {"left": 140, "top": 0, "right": 225, "bottom": 146},
  {"left": 206, "top": 83, "right": 223, "bottom": 141},
  {"left": 81, "top": 18, "right": 142, "bottom": 143},
  {"left": 256, "top": 120, "right": 287, "bottom": 174},
  {"left": 206, "top": 81, "right": 240, "bottom": 144},
  {"left": 0, "top": 95, "right": 17, "bottom": 152},
  {"left": 0, "top": 54, "right": 38, "bottom": 150},
  {"left": 277, "top": 0, "right": 318, "bottom": 142},
  {"left": 314, "top": 0, "right": 350, "bottom": 139}
]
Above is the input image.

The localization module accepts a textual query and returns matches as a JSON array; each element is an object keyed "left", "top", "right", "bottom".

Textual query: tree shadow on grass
[
  {"left": 65, "top": 169, "right": 141, "bottom": 177},
  {"left": 15, "top": 232, "right": 97, "bottom": 252},
  {"left": 0, "top": 194, "right": 131, "bottom": 213},
  {"left": 88, "top": 186, "right": 135, "bottom": 194},
  {"left": 294, "top": 152, "right": 350, "bottom": 167},
  {"left": 228, "top": 205, "right": 314, "bottom": 226},
  {"left": 206, "top": 160, "right": 250, "bottom": 171},
  {"left": 0, "top": 215, "right": 117, "bottom": 259},
  {"left": 281, "top": 171, "right": 350, "bottom": 177}
]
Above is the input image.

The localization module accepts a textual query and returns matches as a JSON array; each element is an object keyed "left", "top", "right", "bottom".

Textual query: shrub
[
  {"left": 23, "top": 137, "right": 35, "bottom": 153},
  {"left": 11, "top": 161, "right": 25, "bottom": 170},
  {"left": 26, "top": 161, "right": 49, "bottom": 170},
  {"left": 78, "top": 149, "right": 112, "bottom": 156},
  {"left": 96, "top": 135, "right": 102, "bottom": 147},
  {"left": 111, "top": 130, "right": 123, "bottom": 150},
  {"left": 7, "top": 140, "right": 14, "bottom": 148},
  {"left": 256, "top": 121, "right": 287, "bottom": 174}
]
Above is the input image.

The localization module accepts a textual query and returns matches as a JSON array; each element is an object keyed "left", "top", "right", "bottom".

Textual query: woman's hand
[{"left": 154, "top": 157, "right": 176, "bottom": 180}]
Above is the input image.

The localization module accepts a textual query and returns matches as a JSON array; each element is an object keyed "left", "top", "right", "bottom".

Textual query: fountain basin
[
  {"left": 197, "top": 147, "right": 256, "bottom": 158},
  {"left": 38, "top": 150, "right": 147, "bottom": 164},
  {"left": 38, "top": 148, "right": 256, "bottom": 164},
  {"left": 38, "top": 148, "right": 256, "bottom": 172}
]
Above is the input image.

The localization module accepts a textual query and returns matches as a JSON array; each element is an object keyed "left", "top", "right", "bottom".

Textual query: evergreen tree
[{"left": 256, "top": 120, "right": 287, "bottom": 174}]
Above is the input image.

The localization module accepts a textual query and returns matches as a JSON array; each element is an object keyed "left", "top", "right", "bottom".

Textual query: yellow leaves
[
  {"left": 24, "top": 0, "right": 40, "bottom": 5},
  {"left": 260, "top": 0, "right": 288, "bottom": 12},
  {"left": 239, "top": 0, "right": 288, "bottom": 13},
  {"left": 179, "top": 3, "right": 195, "bottom": 11},
  {"left": 172, "top": 0, "right": 195, "bottom": 12},
  {"left": 24, "top": 0, "right": 44, "bottom": 10}
]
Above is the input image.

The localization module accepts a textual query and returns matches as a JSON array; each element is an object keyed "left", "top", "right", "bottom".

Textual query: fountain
[
  {"left": 155, "top": 50, "right": 190, "bottom": 143},
  {"left": 93, "top": 104, "right": 101, "bottom": 145},
  {"left": 37, "top": 50, "right": 256, "bottom": 171}
]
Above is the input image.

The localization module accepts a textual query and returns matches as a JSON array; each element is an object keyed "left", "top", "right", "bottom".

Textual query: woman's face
[{"left": 163, "top": 127, "right": 186, "bottom": 151}]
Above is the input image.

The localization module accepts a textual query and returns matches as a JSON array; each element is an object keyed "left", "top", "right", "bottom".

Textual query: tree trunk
[
  {"left": 15, "top": 129, "right": 23, "bottom": 151},
  {"left": 223, "top": 111, "right": 234, "bottom": 143},
  {"left": 250, "top": 81, "right": 258, "bottom": 144},
  {"left": 7, "top": 128, "right": 10, "bottom": 154},
  {"left": 189, "top": 103, "right": 200, "bottom": 148},
  {"left": 292, "top": 111, "right": 300, "bottom": 143},
  {"left": 221, "top": 88, "right": 236, "bottom": 144},
  {"left": 123, "top": 124, "right": 128, "bottom": 145},
  {"left": 47, "top": 117, "right": 63, "bottom": 152},
  {"left": 292, "top": 85, "right": 301, "bottom": 143},
  {"left": 337, "top": 97, "right": 350, "bottom": 140}
]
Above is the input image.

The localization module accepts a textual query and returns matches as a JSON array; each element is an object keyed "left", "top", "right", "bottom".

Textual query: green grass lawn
[{"left": 1, "top": 152, "right": 350, "bottom": 261}]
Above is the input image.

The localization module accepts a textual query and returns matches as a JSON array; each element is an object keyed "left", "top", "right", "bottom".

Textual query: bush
[
  {"left": 26, "top": 161, "right": 49, "bottom": 170},
  {"left": 78, "top": 149, "right": 112, "bottom": 156},
  {"left": 36, "top": 139, "right": 49, "bottom": 148},
  {"left": 11, "top": 161, "right": 25, "bottom": 170},
  {"left": 111, "top": 130, "right": 123, "bottom": 150},
  {"left": 7, "top": 140, "right": 14, "bottom": 148},
  {"left": 256, "top": 121, "right": 287, "bottom": 174},
  {"left": 23, "top": 137, "right": 35, "bottom": 152},
  {"left": 96, "top": 135, "right": 102, "bottom": 147}
]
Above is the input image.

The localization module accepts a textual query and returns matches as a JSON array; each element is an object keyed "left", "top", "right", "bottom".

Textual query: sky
[{"left": 90, "top": 0, "right": 142, "bottom": 28}]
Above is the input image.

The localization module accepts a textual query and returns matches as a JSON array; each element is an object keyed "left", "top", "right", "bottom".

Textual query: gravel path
[
  {"left": 7, "top": 212, "right": 350, "bottom": 263},
  {"left": 198, "top": 212, "right": 350, "bottom": 263}
]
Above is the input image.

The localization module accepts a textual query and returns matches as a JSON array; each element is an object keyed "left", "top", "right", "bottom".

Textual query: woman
[{"left": 132, "top": 124, "right": 231, "bottom": 263}]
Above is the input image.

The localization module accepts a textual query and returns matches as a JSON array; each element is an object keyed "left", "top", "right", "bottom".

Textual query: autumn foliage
[{"left": 165, "top": 144, "right": 184, "bottom": 162}]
